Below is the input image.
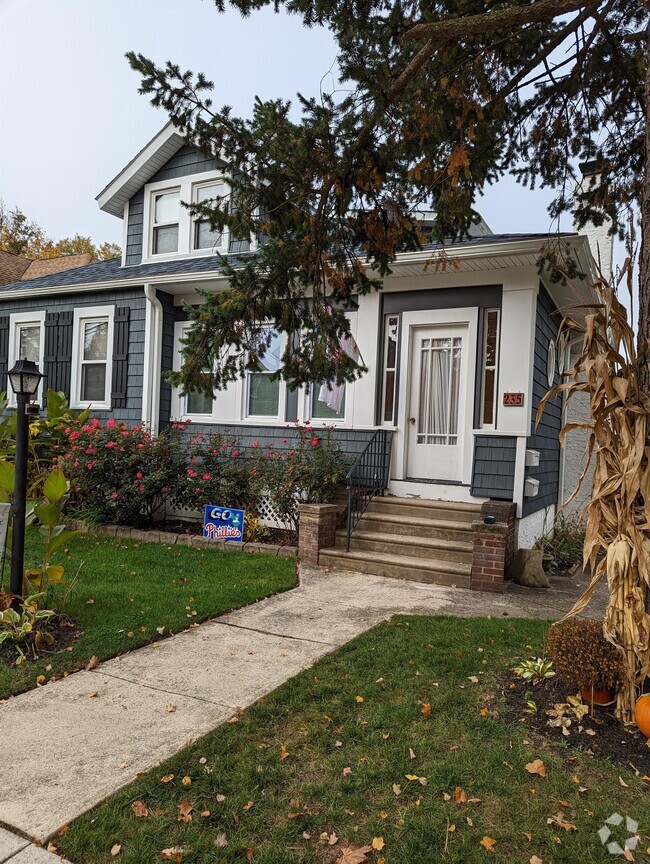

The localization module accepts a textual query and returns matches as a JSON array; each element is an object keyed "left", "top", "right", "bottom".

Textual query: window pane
[
  {"left": 196, "top": 184, "right": 221, "bottom": 204},
  {"left": 312, "top": 384, "right": 345, "bottom": 419},
  {"left": 154, "top": 224, "right": 179, "bottom": 254},
  {"left": 248, "top": 373, "right": 279, "bottom": 416},
  {"left": 195, "top": 220, "right": 222, "bottom": 250},
  {"left": 81, "top": 364, "right": 106, "bottom": 402},
  {"left": 485, "top": 310, "right": 498, "bottom": 366},
  {"left": 187, "top": 390, "right": 213, "bottom": 415},
  {"left": 18, "top": 325, "right": 40, "bottom": 363},
  {"left": 383, "top": 370, "right": 395, "bottom": 422},
  {"left": 482, "top": 369, "right": 495, "bottom": 425},
  {"left": 83, "top": 320, "right": 108, "bottom": 361},
  {"left": 258, "top": 330, "right": 282, "bottom": 373},
  {"left": 154, "top": 191, "right": 179, "bottom": 223}
]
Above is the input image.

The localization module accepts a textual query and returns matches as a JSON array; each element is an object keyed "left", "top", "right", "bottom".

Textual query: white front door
[{"left": 406, "top": 323, "right": 469, "bottom": 481}]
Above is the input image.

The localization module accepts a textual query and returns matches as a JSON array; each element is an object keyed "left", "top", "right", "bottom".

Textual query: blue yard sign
[{"left": 203, "top": 504, "right": 246, "bottom": 542}]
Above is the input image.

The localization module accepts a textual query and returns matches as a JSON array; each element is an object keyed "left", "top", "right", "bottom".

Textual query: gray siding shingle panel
[
  {"left": 523, "top": 285, "right": 562, "bottom": 517},
  {"left": 0, "top": 289, "right": 146, "bottom": 425},
  {"left": 470, "top": 435, "right": 517, "bottom": 499},
  {"left": 126, "top": 190, "right": 144, "bottom": 265},
  {"left": 149, "top": 145, "right": 220, "bottom": 183}
]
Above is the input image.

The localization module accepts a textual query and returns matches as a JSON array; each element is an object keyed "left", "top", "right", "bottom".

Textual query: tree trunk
[{"left": 637, "top": 22, "right": 650, "bottom": 395}]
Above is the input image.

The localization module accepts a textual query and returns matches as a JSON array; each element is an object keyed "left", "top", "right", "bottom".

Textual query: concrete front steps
[{"left": 319, "top": 496, "right": 481, "bottom": 588}]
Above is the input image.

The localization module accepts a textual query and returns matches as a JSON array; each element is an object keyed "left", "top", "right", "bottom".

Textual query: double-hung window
[
  {"left": 246, "top": 329, "right": 282, "bottom": 419},
  {"left": 180, "top": 325, "right": 215, "bottom": 417},
  {"left": 193, "top": 182, "right": 225, "bottom": 251},
  {"left": 152, "top": 190, "right": 180, "bottom": 254},
  {"left": 8, "top": 312, "right": 45, "bottom": 405},
  {"left": 71, "top": 306, "right": 114, "bottom": 409}
]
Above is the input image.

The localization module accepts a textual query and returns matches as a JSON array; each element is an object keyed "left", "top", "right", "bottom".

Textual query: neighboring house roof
[
  {"left": 96, "top": 123, "right": 187, "bottom": 218},
  {"left": 20, "top": 253, "right": 95, "bottom": 280},
  {"left": 0, "top": 250, "right": 31, "bottom": 285}
]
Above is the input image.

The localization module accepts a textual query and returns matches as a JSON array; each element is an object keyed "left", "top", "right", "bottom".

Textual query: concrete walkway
[{"left": 0, "top": 564, "right": 605, "bottom": 850}]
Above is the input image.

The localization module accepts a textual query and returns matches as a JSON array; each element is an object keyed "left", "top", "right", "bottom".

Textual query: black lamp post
[{"left": 8, "top": 358, "right": 43, "bottom": 608}]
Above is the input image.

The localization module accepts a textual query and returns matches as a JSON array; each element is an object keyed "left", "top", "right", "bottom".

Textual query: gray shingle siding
[
  {"left": 0, "top": 288, "right": 146, "bottom": 425},
  {"left": 126, "top": 190, "right": 144, "bottom": 266},
  {"left": 470, "top": 435, "right": 516, "bottom": 499},
  {"left": 149, "top": 145, "right": 221, "bottom": 184},
  {"left": 522, "top": 285, "right": 562, "bottom": 517},
  {"left": 158, "top": 290, "right": 175, "bottom": 427}
]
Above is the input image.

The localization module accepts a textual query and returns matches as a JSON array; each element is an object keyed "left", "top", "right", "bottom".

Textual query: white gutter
[{"left": 142, "top": 284, "right": 163, "bottom": 434}]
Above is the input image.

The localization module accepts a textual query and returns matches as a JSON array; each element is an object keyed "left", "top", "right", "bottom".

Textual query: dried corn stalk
[{"left": 539, "top": 262, "right": 650, "bottom": 725}]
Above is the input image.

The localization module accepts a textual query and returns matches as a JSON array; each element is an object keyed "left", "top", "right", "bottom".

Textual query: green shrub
[
  {"left": 546, "top": 619, "right": 624, "bottom": 691},
  {"left": 536, "top": 515, "right": 585, "bottom": 572},
  {"left": 59, "top": 419, "right": 185, "bottom": 528},
  {"left": 173, "top": 429, "right": 260, "bottom": 514},
  {"left": 254, "top": 422, "right": 349, "bottom": 531}
]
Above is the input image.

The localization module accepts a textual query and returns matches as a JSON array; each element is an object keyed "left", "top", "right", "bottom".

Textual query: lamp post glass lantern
[{"left": 8, "top": 358, "right": 43, "bottom": 607}]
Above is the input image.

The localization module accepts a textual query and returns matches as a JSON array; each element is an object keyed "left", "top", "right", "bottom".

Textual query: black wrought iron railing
[{"left": 345, "top": 429, "right": 393, "bottom": 551}]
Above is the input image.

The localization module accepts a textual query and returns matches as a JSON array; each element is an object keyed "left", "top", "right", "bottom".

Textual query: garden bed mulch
[
  {"left": 0, "top": 613, "right": 82, "bottom": 670},
  {"left": 501, "top": 671, "right": 650, "bottom": 773}
]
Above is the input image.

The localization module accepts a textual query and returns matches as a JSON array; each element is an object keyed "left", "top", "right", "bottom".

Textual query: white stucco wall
[{"left": 518, "top": 504, "right": 556, "bottom": 549}]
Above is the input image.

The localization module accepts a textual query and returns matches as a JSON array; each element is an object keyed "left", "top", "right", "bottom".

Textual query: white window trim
[
  {"left": 243, "top": 327, "right": 287, "bottom": 423},
  {"left": 480, "top": 307, "right": 500, "bottom": 430},
  {"left": 7, "top": 311, "right": 45, "bottom": 407},
  {"left": 171, "top": 321, "right": 217, "bottom": 422},
  {"left": 70, "top": 305, "right": 114, "bottom": 410},
  {"left": 142, "top": 171, "right": 230, "bottom": 263}
]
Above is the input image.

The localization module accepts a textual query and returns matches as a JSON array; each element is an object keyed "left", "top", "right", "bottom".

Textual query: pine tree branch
[{"left": 403, "top": 0, "right": 599, "bottom": 44}]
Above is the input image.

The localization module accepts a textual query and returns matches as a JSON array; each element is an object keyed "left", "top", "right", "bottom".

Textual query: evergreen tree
[{"left": 127, "top": 0, "right": 647, "bottom": 394}]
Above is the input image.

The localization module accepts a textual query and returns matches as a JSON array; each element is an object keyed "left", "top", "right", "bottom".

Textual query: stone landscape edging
[{"left": 66, "top": 519, "right": 297, "bottom": 558}]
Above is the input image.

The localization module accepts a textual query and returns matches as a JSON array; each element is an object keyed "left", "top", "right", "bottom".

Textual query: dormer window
[
  {"left": 194, "top": 182, "right": 225, "bottom": 250},
  {"left": 152, "top": 190, "right": 180, "bottom": 254}
]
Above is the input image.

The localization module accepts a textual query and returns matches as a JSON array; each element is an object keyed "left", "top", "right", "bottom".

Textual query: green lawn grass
[
  {"left": 58, "top": 615, "right": 650, "bottom": 863},
  {"left": 0, "top": 530, "right": 297, "bottom": 700}
]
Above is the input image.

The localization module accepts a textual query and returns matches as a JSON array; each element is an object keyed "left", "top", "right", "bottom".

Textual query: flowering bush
[
  {"left": 173, "top": 430, "right": 261, "bottom": 514},
  {"left": 59, "top": 419, "right": 184, "bottom": 528},
  {"left": 253, "top": 422, "right": 349, "bottom": 531}
]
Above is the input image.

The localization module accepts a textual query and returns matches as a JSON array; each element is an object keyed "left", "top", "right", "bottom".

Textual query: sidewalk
[{"left": 0, "top": 564, "right": 605, "bottom": 849}]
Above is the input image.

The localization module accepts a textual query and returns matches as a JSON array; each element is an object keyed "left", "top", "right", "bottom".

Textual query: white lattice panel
[{"left": 164, "top": 494, "right": 290, "bottom": 530}]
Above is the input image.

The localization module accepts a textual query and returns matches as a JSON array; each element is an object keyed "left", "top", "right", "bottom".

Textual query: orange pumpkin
[{"left": 634, "top": 694, "right": 650, "bottom": 738}]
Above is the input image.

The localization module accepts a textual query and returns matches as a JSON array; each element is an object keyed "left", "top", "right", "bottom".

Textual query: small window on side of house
[
  {"left": 193, "top": 182, "right": 225, "bottom": 251},
  {"left": 246, "top": 329, "right": 282, "bottom": 418},
  {"left": 71, "top": 307, "right": 114, "bottom": 409},
  {"left": 481, "top": 308, "right": 500, "bottom": 427},
  {"left": 8, "top": 312, "right": 45, "bottom": 405}
]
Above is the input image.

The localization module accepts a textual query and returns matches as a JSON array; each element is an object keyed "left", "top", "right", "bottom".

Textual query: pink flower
[
  {"left": 162, "top": 486, "right": 169, "bottom": 493},
  {"left": 75, "top": 485, "right": 81, "bottom": 493},
  {"left": 252, "top": 441, "right": 260, "bottom": 448},
  {"left": 310, "top": 437, "right": 319, "bottom": 447},
  {"left": 232, "top": 450, "right": 239, "bottom": 458},
  {"left": 137, "top": 443, "right": 144, "bottom": 450},
  {"left": 107, "top": 440, "right": 117, "bottom": 448},
  {"left": 87, "top": 462, "right": 94, "bottom": 470},
  {"left": 68, "top": 430, "right": 80, "bottom": 442},
  {"left": 136, "top": 472, "right": 143, "bottom": 480},
  {"left": 111, "top": 491, "right": 118, "bottom": 499},
  {"left": 202, "top": 473, "right": 211, "bottom": 481},
  {"left": 138, "top": 484, "right": 145, "bottom": 493},
  {"left": 107, "top": 418, "right": 116, "bottom": 429},
  {"left": 187, "top": 469, "right": 197, "bottom": 478},
  {"left": 73, "top": 460, "right": 79, "bottom": 468},
  {"left": 282, "top": 438, "right": 288, "bottom": 444}
]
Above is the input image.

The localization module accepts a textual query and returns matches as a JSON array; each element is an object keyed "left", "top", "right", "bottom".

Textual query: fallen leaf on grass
[
  {"left": 355, "top": 695, "right": 364, "bottom": 703},
  {"left": 36, "top": 675, "right": 46, "bottom": 685},
  {"left": 160, "top": 774, "right": 174, "bottom": 784},
  {"left": 530, "top": 857, "right": 542, "bottom": 864},
  {"left": 480, "top": 708, "right": 489, "bottom": 717},
  {"left": 547, "top": 812, "right": 576, "bottom": 832},
  {"left": 480, "top": 836, "right": 497, "bottom": 852},
  {"left": 619, "top": 776, "right": 629, "bottom": 788},
  {"left": 372, "top": 837, "right": 385, "bottom": 851},
  {"left": 525, "top": 759, "right": 546, "bottom": 777},
  {"left": 156, "top": 626, "right": 165, "bottom": 635},
  {"left": 110, "top": 844, "right": 121, "bottom": 856},
  {"left": 336, "top": 844, "right": 372, "bottom": 864},
  {"left": 468, "top": 676, "right": 479, "bottom": 684},
  {"left": 343, "top": 767, "right": 353, "bottom": 777},
  {"left": 86, "top": 655, "right": 100, "bottom": 670},
  {"left": 280, "top": 745, "right": 290, "bottom": 760},
  {"left": 160, "top": 847, "right": 183, "bottom": 861},
  {"left": 200, "top": 810, "right": 210, "bottom": 818},
  {"left": 177, "top": 800, "right": 193, "bottom": 823},
  {"left": 392, "top": 784, "right": 401, "bottom": 796},
  {"left": 454, "top": 786, "right": 468, "bottom": 804},
  {"left": 214, "top": 834, "right": 228, "bottom": 849},
  {"left": 243, "top": 800, "right": 254, "bottom": 811},
  {"left": 421, "top": 703, "right": 432, "bottom": 717},
  {"left": 131, "top": 800, "right": 148, "bottom": 818},
  {"left": 216, "top": 793, "right": 226, "bottom": 802},
  {"left": 409, "top": 748, "right": 416, "bottom": 759}
]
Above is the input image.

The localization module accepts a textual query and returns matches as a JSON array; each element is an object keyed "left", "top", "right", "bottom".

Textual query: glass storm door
[{"left": 406, "top": 324, "right": 468, "bottom": 481}]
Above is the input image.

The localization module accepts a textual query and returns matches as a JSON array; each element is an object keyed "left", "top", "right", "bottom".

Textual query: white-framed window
[
  {"left": 152, "top": 189, "right": 180, "bottom": 255},
  {"left": 176, "top": 323, "right": 215, "bottom": 419},
  {"left": 143, "top": 172, "right": 230, "bottom": 262},
  {"left": 70, "top": 306, "right": 114, "bottom": 409},
  {"left": 381, "top": 313, "right": 399, "bottom": 426},
  {"left": 310, "top": 383, "right": 346, "bottom": 422},
  {"left": 480, "top": 308, "right": 500, "bottom": 427},
  {"left": 8, "top": 311, "right": 45, "bottom": 405},
  {"left": 245, "top": 328, "right": 284, "bottom": 420}
]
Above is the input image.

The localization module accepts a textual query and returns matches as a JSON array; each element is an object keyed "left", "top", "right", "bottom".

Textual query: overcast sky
[{"left": 1, "top": 0, "right": 570, "bottom": 251}]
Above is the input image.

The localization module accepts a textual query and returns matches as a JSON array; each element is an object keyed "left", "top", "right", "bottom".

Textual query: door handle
[{"left": 409, "top": 417, "right": 416, "bottom": 424}]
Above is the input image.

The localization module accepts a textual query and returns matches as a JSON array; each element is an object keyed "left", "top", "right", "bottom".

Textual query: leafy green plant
[
  {"left": 513, "top": 656, "right": 555, "bottom": 686},
  {"left": 546, "top": 619, "right": 625, "bottom": 692},
  {"left": 535, "top": 516, "right": 585, "bottom": 574},
  {"left": 254, "top": 422, "right": 349, "bottom": 531},
  {"left": 0, "top": 592, "right": 55, "bottom": 663}
]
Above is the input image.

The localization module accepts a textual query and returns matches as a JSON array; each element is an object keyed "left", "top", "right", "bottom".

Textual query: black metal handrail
[{"left": 345, "top": 429, "right": 393, "bottom": 551}]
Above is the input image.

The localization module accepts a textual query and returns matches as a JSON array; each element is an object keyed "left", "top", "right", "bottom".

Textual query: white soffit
[{"left": 96, "top": 123, "right": 187, "bottom": 218}]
